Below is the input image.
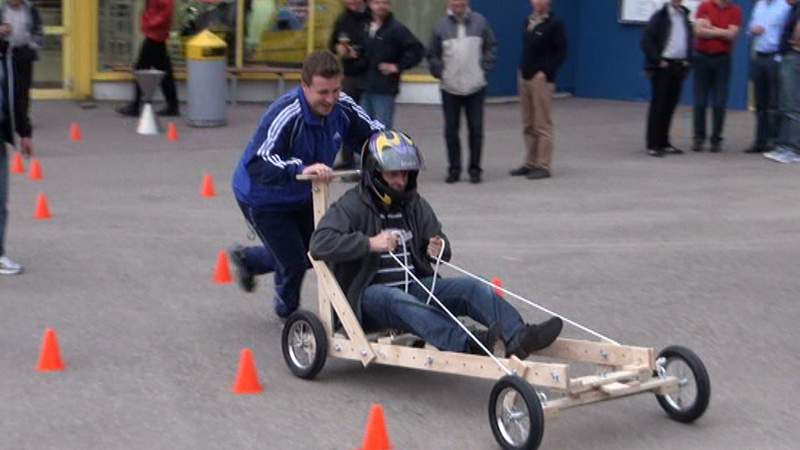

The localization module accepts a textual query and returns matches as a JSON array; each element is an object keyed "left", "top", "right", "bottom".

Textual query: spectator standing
[{"left": 765, "top": 0, "right": 800, "bottom": 162}]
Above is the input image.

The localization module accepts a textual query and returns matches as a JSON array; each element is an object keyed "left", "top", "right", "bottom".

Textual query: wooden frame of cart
[{"left": 280, "top": 175, "right": 710, "bottom": 450}]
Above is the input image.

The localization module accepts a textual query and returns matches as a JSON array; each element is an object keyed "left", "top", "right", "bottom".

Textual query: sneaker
[
  {"left": 467, "top": 323, "right": 503, "bottom": 356},
  {"left": 115, "top": 104, "right": 139, "bottom": 117},
  {"left": 506, "top": 317, "right": 563, "bottom": 359},
  {"left": 662, "top": 146, "right": 684, "bottom": 155},
  {"left": 445, "top": 173, "right": 460, "bottom": 184},
  {"left": 469, "top": 173, "right": 482, "bottom": 184},
  {"left": 526, "top": 168, "right": 551, "bottom": 180},
  {"left": 648, "top": 148, "right": 665, "bottom": 157},
  {"left": 228, "top": 244, "right": 256, "bottom": 293},
  {"left": 509, "top": 166, "right": 532, "bottom": 176},
  {"left": 0, "top": 255, "right": 24, "bottom": 275}
]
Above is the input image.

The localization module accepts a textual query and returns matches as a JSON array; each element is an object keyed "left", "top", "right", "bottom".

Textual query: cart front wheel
[
  {"left": 281, "top": 310, "right": 328, "bottom": 380},
  {"left": 655, "top": 345, "right": 710, "bottom": 423},
  {"left": 488, "top": 375, "right": 545, "bottom": 450}
]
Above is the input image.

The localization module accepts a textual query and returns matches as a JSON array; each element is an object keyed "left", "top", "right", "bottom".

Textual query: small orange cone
[
  {"left": 200, "top": 173, "right": 216, "bottom": 198},
  {"left": 10, "top": 151, "right": 25, "bottom": 174},
  {"left": 28, "top": 158, "right": 44, "bottom": 181},
  {"left": 33, "top": 193, "right": 52, "bottom": 220},
  {"left": 491, "top": 277, "right": 504, "bottom": 298},
  {"left": 167, "top": 122, "right": 179, "bottom": 141},
  {"left": 37, "top": 328, "right": 65, "bottom": 372},
  {"left": 69, "top": 122, "right": 82, "bottom": 142},
  {"left": 213, "top": 249, "right": 232, "bottom": 284},
  {"left": 359, "top": 404, "right": 392, "bottom": 450},
  {"left": 232, "top": 348, "right": 263, "bottom": 394}
]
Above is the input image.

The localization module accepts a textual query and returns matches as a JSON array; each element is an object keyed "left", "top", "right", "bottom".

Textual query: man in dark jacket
[
  {"left": 329, "top": 0, "right": 371, "bottom": 171},
  {"left": 641, "top": 0, "right": 693, "bottom": 157},
  {"left": 116, "top": 0, "right": 179, "bottom": 117},
  {"left": 509, "top": 0, "right": 566, "bottom": 180},
  {"left": 0, "top": 0, "right": 41, "bottom": 150},
  {"left": 310, "top": 130, "right": 563, "bottom": 356},
  {"left": 0, "top": 42, "right": 31, "bottom": 275},
  {"left": 359, "top": 0, "right": 424, "bottom": 128}
]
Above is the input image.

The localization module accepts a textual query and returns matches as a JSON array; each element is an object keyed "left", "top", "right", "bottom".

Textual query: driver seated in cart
[{"left": 309, "top": 130, "right": 563, "bottom": 357}]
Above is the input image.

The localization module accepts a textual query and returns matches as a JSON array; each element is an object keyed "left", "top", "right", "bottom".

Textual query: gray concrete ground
[{"left": 1, "top": 97, "right": 799, "bottom": 450}]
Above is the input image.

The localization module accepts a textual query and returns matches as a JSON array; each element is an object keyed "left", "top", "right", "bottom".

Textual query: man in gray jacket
[
  {"left": 428, "top": 0, "right": 497, "bottom": 184},
  {"left": 309, "top": 130, "right": 562, "bottom": 356}
]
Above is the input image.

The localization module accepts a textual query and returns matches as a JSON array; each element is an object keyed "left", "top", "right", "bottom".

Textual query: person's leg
[
  {"left": 336, "top": 77, "right": 361, "bottom": 169},
  {"left": 152, "top": 40, "right": 179, "bottom": 112},
  {"left": 710, "top": 55, "right": 731, "bottom": 147},
  {"left": 751, "top": 56, "right": 770, "bottom": 150},
  {"left": 12, "top": 53, "right": 33, "bottom": 136},
  {"left": 662, "top": 64, "right": 687, "bottom": 148},
  {"left": 519, "top": 75, "right": 537, "bottom": 169},
  {"left": 407, "top": 277, "right": 526, "bottom": 345},
  {"left": 372, "top": 94, "right": 395, "bottom": 129},
  {"left": 646, "top": 68, "right": 668, "bottom": 151},
  {"left": 133, "top": 39, "right": 157, "bottom": 108},
  {"left": 693, "top": 54, "right": 711, "bottom": 147},
  {"left": 441, "top": 90, "right": 463, "bottom": 178},
  {"left": 0, "top": 144, "right": 7, "bottom": 257},
  {"left": 465, "top": 88, "right": 485, "bottom": 177},
  {"left": 766, "top": 57, "right": 781, "bottom": 147},
  {"left": 785, "top": 54, "right": 800, "bottom": 152},
  {"left": 361, "top": 284, "right": 474, "bottom": 352},
  {"left": 359, "top": 93, "right": 375, "bottom": 120},
  {"left": 532, "top": 76, "right": 555, "bottom": 170}
]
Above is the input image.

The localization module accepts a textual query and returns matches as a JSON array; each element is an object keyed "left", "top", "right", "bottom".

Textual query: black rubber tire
[
  {"left": 281, "top": 310, "right": 328, "bottom": 380},
  {"left": 655, "top": 345, "right": 711, "bottom": 423},
  {"left": 488, "top": 375, "right": 545, "bottom": 450}
]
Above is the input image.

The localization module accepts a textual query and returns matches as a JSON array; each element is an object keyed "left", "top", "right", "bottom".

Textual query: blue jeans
[
  {"left": 237, "top": 200, "right": 315, "bottom": 317},
  {"left": 360, "top": 277, "right": 527, "bottom": 353},
  {"left": 777, "top": 53, "right": 800, "bottom": 151},
  {"left": 360, "top": 93, "right": 396, "bottom": 128},
  {"left": 693, "top": 52, "right": 731, "bottom": 144},
  {"left": 0, "top": 145, "right": 7, "bottom": 256}
]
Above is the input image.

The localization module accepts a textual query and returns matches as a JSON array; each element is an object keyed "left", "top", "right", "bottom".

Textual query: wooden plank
[
  {"left": 599, "top": 382, "right": 639, "bottom": 396},
  {"left": 542, "top": 376, "right": 679, "bottom": 416},
  {"left": 534, "top": 338, "right": 655, "bottom": 369},
  {"left": 309, "top": 257, "right": 375, "bottom": 366},
  {"left": 329, "top": 337, "right": 571, "bottom": 390},
  {"left": 570, "top": 369, "right": 644, "bottom": 394}
]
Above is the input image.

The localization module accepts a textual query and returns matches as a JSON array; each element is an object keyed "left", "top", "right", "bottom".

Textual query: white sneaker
[{"left": 0, "top": 255, "right": 24, "bottom": 275}]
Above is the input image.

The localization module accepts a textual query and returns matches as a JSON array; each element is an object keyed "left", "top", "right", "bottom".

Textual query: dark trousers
[
  {"left": 442, "top": 88, "right": 485, "bottom": 176},
  {"left": 131, "top": 38, "right": 178, "bottom": 110},
  {"left": 646, "top": 61, "right": 688, "bottom": 150},
  {"left": 0, "top": 145, "right": 7, "bottom": 256},
  {"left": 751, "top": 53, "right": 781, "bottom": 149},
  {"left": 338, "top": 75, "right": 364, "bottom": 168},
  {"left": 693, "top": 52, "right": 731, "bottom": 144},
  {"left": 11, "top": 49, "right": 33, "bottom": 137},
  {"left": 236, "top": 200, "right": 315, "bottom": 317}
]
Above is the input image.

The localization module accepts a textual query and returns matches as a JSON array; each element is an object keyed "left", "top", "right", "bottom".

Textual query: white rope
[
  {"left": 425, "top": 238, "right": 446, "bottom": 305},
  {"left": 387, "top": 250, "right": 514, "bottom": 376},
  {"left": 440, "top": 261, "right": 621, "bottom": 346}
]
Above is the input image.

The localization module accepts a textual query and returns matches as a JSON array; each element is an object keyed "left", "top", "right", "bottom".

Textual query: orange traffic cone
[
  {"left": 491, "top": 277, "right": 504, "bottom": 298},
  {"left": 37, "top": 328, "right": 65, "bottom": 372},
  {"left": 200, "top": 173, "right": 216, "bottom": 198},
  {"left": 33, "top": 193, "right": 52, "bottom": 220},
  {"left": 213, "top": 249, "right": 232, "bottom": 284},
  {"left": 166, "top": 122, "right": 179, "bottom": 141},
  {"left": 28, "top": 158, "right": 43, "bottom": 181},
  {"left": 10, "top": 151, "right": 25, "bottom": 174},
  {"left": 359, "top": 404, "right": 392, "bottom": 450},
  {"left": 232, "top": 348, "right": 263, "bottom": 394},
  {"left": 69, "top": 122, "right": 82, "bottom": 142}
]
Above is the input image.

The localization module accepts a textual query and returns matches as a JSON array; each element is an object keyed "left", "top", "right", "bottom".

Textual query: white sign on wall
[{"left": 619, "top": 0, "right": 703, "bottom": 24}]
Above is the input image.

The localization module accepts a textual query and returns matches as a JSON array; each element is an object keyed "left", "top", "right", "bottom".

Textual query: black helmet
[{"left": 361, "top": 130, "right": 424, "bottom": 208}]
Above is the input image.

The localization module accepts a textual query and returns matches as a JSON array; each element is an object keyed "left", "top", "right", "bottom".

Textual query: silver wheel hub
[
  {"left": 661, "top": 357, "right": 698, "bottom": 411},
  {"left": 495, "top": 387, "right": 531, "bottom": 446},
  {"left": 288, "top": 321, "right": 316, "bottom": 369}
]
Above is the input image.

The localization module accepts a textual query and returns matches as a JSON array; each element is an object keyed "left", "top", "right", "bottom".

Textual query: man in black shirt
[
  {"left": 509, "top": 0, "right": 567, "bottom": 180},
  {"left": 310, "top": 130, "right": 563, "bottom": 357}
]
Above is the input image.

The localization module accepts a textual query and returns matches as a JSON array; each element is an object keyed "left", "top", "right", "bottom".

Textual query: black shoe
[
  {"left": 709, "top": 142, "right": 722, "bottom": 153},
  {"left": 506, "top": 317, "right": 563, "bottom": 360},
  {"left": 744, "top": 146, "right": 767, "bottom": 154},
  {"left": 509, "top": 166, "right": 532, "bottom": 176},
  {"left": 469, "top": 173, "right": 482, "bottom": 184},
  {"left": 468, "top": 323, "right": 502, "bottom": 356},
  {"left": 445, "top": 173, "right": 460, "bottom": 184},
  {"left": 692, "top": 141, "right": 704, "bottom": 152},
  {"left": 115, "top": 104, "right": 139, "bottom": 117},
  {"left": 648, "top": 148, "right": 665, "bottom": 157},
  {"left": 229, "top": 244, "right": 256, "bottom": 293},
  {"left": 662, "top": 146, "right": 684, "bottom": 155},
  {"left": 157, "top": 107, "right": 180, "bottom": 117},
  {"left": 526, "top": 168, "right": 551, "bottom": 179}
]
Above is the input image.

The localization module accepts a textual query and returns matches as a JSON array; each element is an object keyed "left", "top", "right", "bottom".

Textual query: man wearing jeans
[
  {"left": 428, "top": 0, "right": 497, "bottom": 184},
  {"left": 746, "top": 0, "right": 791, "bottom": 154},
  {"left": 310, "top": 130, "right": 563, "bottom": 356},
  {"left": 692, "top": 0, "right": 742, "bottom": 153},
  {"left": 765, "top": 0, "right": 800, "bottom": 162}
]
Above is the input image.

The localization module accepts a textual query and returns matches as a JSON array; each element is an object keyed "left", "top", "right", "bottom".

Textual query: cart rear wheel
[
  {"left": 655, "top": 345, "right": 710, "bottom": 423},
  {"left": 281, "top": 310, "right": 328, "bottom": 380},
  {"left": 488, "top": 375, "right": 544, "bottom": 450}
]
